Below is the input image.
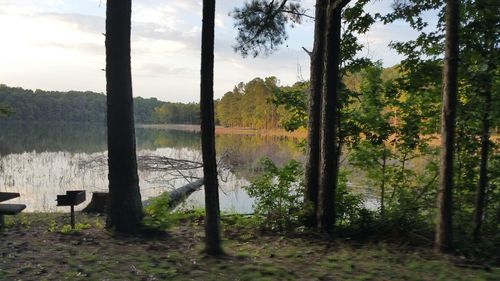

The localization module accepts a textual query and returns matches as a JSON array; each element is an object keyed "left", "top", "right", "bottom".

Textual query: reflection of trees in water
[
  {"left": 0, "top": 122, "right": 305, "bottom": 181},
  {"left": 0, "top": 122, "right": 107, "bottom": 154},
  {"left": 0, "top": 122, "right": 201, "bottom": 155},
  {"left": 140, "top": 128, "right": 200, "bottom": 150},
  {"left": 215, "top": 134, "right": 304, "bottom": 179}
]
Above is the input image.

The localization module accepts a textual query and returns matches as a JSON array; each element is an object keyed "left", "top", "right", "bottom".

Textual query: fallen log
[
  {"left": 143, "top": 178, "right": 204, "bottom": 209},
  {"left": 82, "top": 178, "right": 204, "bottom": 214}
]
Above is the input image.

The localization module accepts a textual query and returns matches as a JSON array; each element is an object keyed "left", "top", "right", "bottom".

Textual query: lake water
[{"left": 0, "top": 122, "right": 304, "bottom": 213}]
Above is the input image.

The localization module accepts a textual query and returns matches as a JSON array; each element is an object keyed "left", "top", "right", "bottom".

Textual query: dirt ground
[{"left": 0, "top": 212, "right": 498, "bottom": 281}]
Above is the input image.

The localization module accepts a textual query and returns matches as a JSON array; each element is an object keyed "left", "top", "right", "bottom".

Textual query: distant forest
[
  {"left": 0, "top": 67, "right": 401, "bottom": 128},
  {"left": 215, "top": 67, "right": 401, "bottom": 130},
  {"left": 0, "top": 84, "right": 199, "bottom": 124}
]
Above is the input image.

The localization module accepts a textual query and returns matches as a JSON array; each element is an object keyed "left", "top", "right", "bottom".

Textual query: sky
[{"left": 0, "top": 0, "right": 421, "bottom": 103}]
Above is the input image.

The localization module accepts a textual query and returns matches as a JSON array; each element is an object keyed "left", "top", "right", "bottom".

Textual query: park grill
[{"left": 57, "top": 190, "right": 86, "bottom": 228}]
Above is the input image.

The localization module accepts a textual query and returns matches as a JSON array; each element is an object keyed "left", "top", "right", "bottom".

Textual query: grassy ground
[{"left": 0, "top": 212, "right": 498, "bottom": 281}]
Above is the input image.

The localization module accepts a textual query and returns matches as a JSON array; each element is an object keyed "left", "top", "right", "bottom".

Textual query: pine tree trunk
[
  {"left": 200, "top": 0, "right": 223, "bottom": 256},
  {"left": 317, "top": 2, "right": 343, "bottom": 233},
  {"left": 105, "top": 0, "right": 143, "bottom": 233},
  {"left": 303, "top": 0, "right": 327, "bottom": 228},
  {"left": 435, "top": 0, "right": 459, "bottom": 254},
  {"left": 473, "top": 73, "right": 492, "bottom": 240}
]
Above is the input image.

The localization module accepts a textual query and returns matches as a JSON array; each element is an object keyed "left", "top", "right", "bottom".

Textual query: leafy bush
[
  {"left": 244, "top": 158, "right": 304, "bottom": 231},
  {"left": 60, "top": 223, "right": 91, "bottom": 235},
  {"left": 47, "top": 220, "right": 58, "bottom": 232},
  {"left": 142, "top": 193, "right": 179, "bottom": 231},
  {"left": 335, "top": 171, "right": 372, "bottom": 229},
  {"left": 47, "top": 221, "right": 91, "bottom": 235}
]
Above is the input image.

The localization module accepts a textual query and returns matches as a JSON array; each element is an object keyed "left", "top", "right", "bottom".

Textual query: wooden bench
[{"left": 0, "top": 192, "right": 26, "bottom": 227}]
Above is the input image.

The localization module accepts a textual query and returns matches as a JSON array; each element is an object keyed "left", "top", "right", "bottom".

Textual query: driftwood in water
[
  {"left": 143, "top": 178, "right": 204, "bottom": 209},
  {"left": 82, "top": 178, "right": 204, "bottom": 214}
]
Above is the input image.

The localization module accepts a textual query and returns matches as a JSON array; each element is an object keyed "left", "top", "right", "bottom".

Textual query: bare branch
[{"left": 302, "top": 46, "right": 312, "bottom": 57}]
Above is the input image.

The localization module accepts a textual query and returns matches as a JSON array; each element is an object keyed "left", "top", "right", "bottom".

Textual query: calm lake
[{"left": 0, "top": 122, "right": 304, "bottom": 213}]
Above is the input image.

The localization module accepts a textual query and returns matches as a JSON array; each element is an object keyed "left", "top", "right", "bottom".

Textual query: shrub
[
  {"left": 142, "top": 193, "right": 178, "bottom": 231},
  {"left": 60, "top": 223, "right": 91, "bottom": 235},
  {"left": 335, "top": 171, "right": 371, "bottom": 229},
  {"left": 244, "top": 158, "right": 304, "bottom": 231}
]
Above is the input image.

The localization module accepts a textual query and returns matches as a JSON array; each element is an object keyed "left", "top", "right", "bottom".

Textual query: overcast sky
[{"left": 0, "top": 0, "right": 420, "bottom": 102}]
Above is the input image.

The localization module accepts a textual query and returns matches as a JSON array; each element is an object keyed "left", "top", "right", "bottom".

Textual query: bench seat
[
  {"left": 0, "top": 204, "right": 26, "bottom": 215},
  {"left": 0, "top": 192, "right": 20, "bottom": 202}
]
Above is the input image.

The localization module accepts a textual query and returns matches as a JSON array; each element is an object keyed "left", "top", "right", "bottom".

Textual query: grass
[{"left": 0, "top": 212, "right": 498, "bottom": 281}]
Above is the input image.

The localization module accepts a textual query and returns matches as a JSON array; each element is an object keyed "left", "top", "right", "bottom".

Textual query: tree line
[
  {"left": 215, "top": 67, "right": 408, "bottom": 131},
  {"left": 0, "top": 84, "right": 199, "bottom": 124}
]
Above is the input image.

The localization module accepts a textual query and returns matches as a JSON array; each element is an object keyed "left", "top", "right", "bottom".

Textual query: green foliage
[
  {"left": 485, "top": 146, "right": 500, "bottom": 234},
  {"left": 231, "top": 0, "right": 304, "bottom": 57},
  {"left": 231, "top": 0, "right": 375, "bottom": 71},
  {"left": 93, "top": 218, "right": 105, "bottom": 229},
  {"left": 0, "top": 84, "right": 197, "bottom": 124},
  {"left": 337, "top": 60, "right": 444, "bottom": 239},
  {"left": 47, "top": 220, "right": 58, "bottom": 233},
  {"left": 152, "top": 102, "right": 200, "bottom": 124},
  {"left": 46, "top": 219, "right": 92, "bottom": 234},
  {"left": 142, "top": 193, "right": 179, "bottom": 231},
  {"left": 0, "top": 103, "right": 13, "bottom": 117},
  {"left": 60, "top": 223, "right": 91, "bottom": 235},
  {"left": 3, "top": 213, "right": 31, "bottom": 228},
  {"left": 244, "top": 157, "right": 304, "bottom": 231},
  {"left": 340, "top": 0, "right": 375, "bottom": 74},
  {"left": 271, "top": 81, "right": 308, "bottom": 131},
  {"left": 174, "top": 207, "right": 206, "bottom": 226},
  {"left": 335, "top": 171, "right": 371, "bottom": 229},
  {"left": 216, "top": 77, "right": 281, "bottom": 129},
  {"left": 380, "top": 0, "right": 500, "bottom": 240}
]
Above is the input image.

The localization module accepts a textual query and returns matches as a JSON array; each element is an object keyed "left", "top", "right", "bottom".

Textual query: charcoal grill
[{"left": 57, "top": 190, "right": 86, "bottom": 228}]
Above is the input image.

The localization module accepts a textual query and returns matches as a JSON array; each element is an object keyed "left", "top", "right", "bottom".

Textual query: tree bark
[
  {"left": 435, "top": 0, "right": 459, "bottom": 254},
  {"left": 200, "top": 0, "right": 224, "bottom": 256},
  {"left": 317, "top": 1, "right": 343, "bottom": 233},
  {"left": 303, "top": 0, "right": 327, "bottom": 228},
  {"left": 472, "top": 70, "right": 493, "bottom": 240},
  {"left": 105, "top": 0, "right": 143, "bottom": 233}
]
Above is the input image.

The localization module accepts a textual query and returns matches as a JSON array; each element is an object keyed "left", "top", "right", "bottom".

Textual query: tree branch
[{"left": 302, "top": 46, "right": 312, "bottom": 57}]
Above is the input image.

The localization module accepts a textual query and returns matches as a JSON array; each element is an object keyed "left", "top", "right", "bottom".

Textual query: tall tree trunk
[
  {"left": 303, "top": 0, "right": 327, "bottom": 228},
  {"left": 473, "top": 72, "right": 493, "bottom": 240},
  {"left": 317, "top": 1, "right": 343, "bottom": 233},
  {"left": 105, "top": 0, "right": 143, "bottom": 233},
  {"left": 435, "top": 0, "right": 459, "bottom": 254},
  {"left": 200, "top": 0, "right": 224, "bottom": 256}
]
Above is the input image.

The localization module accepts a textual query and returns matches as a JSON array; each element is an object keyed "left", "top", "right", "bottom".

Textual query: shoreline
[
  {"left": 137, "top": 124, "right": 307, "bottom": 138},
  {"left": 138, "top": 124, "right": 500, "bottom": 144}
]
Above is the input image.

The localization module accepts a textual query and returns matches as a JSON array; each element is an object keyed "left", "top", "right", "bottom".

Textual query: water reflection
[{"left": 0, "top": 122, "right": 302, "bottom": 212}]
